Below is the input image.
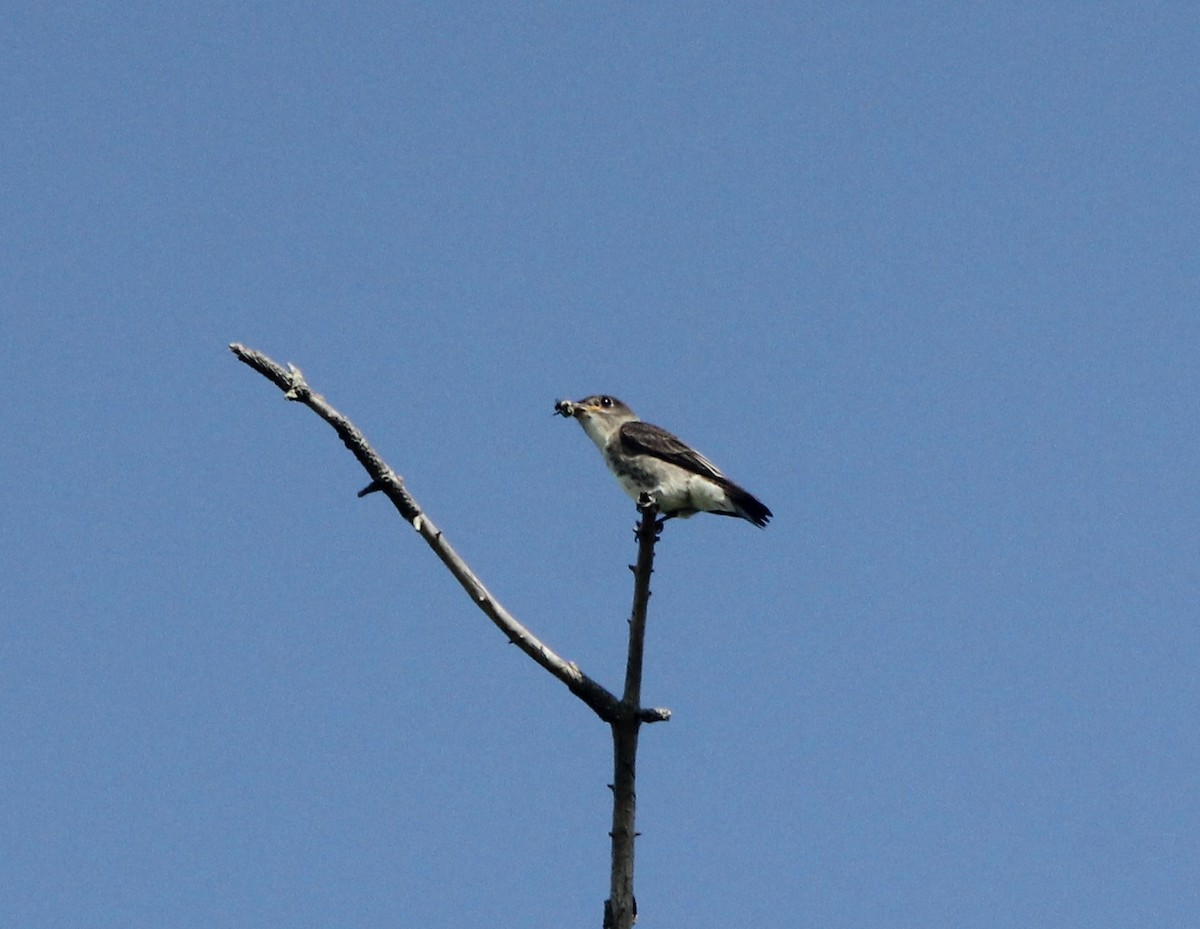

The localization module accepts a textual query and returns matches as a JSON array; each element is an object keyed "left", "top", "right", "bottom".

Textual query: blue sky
[{"left": 3, "top": 5, "right": 1198, "bottom": 927}]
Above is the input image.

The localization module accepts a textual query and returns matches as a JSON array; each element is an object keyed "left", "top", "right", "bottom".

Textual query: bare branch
[
  {"left": 605, "top": 501, "right": 661, "bottom": 929},
  {"left": 231, "top": 344, "right": 678, "bottom": 928},
  {"left": 229, "top": 343, "right": 621, "bottom": 721},
  {"left": 623, "top": 499, "right": 660, "bottom": 709}
]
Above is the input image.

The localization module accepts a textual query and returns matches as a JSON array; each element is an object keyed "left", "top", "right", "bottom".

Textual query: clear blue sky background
[{"left": 3, "top": 5, "right": 1197, "bottom": 927}]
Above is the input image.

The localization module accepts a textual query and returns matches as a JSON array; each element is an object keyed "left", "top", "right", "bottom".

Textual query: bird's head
[{"left": 554, "top": 395, "right": 637, "bottom": 446}]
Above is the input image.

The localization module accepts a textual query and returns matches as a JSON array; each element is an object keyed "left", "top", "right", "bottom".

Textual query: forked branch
[
  {"left": 230, "top": 343, "right": 670, "bottom": 928},
  {"left": 228, "top": 343, "right": 635, "bottom": 720}
]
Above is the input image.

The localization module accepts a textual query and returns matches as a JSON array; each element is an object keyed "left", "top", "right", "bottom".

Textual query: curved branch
[{"left": 229, "top": 343, "right": 621, "bottom": 721}]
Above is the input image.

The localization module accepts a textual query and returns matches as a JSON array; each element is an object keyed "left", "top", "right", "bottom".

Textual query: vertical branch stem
[
  {"left": 606, "top": 503, "right": 661, "bottom": 929},
  {"left": 622, "top": 507, "right": 658, "bottom": 708}
]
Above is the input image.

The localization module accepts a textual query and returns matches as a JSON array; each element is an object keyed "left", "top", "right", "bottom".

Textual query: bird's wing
[{"left": 619, "top": 421, "right": 727, "bottom": 481}]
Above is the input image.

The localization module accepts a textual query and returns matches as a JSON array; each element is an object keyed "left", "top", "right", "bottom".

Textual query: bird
[{"left": 555, "top": 395, "right": 772, "bottom": 527}]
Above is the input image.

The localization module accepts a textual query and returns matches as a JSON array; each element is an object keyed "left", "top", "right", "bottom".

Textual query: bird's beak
[{"left": 552, "top": 396, "right": 595, "bottom": 417}]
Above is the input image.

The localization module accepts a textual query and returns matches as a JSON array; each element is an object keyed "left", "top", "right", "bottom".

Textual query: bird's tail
[{"left": 723, "top": 481, "right": 772, "bottom": 528}]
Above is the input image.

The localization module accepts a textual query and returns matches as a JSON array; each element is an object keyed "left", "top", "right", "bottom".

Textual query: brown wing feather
[{"left": 618, "top": 421, "right": 726, "bottom": 481}]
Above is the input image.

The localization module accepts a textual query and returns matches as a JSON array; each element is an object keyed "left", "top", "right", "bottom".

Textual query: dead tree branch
[
  {"left": 230, "top": 343, "right": 670, "bottom": 927},
  {"left": 604, "top": 500, "right": 661, "bottom": 929},
  {"left": 228, "top": 343, "right": 637, "bottom": 720}
]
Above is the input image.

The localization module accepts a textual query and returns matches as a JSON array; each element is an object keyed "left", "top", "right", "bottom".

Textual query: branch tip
[{"left": 230, "top": 344, "right": 622, "bottom": 725}]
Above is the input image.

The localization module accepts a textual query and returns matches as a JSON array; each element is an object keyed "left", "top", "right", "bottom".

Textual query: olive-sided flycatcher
[{"left": 555, "top": 395, "right": 772, "bottom": 528}]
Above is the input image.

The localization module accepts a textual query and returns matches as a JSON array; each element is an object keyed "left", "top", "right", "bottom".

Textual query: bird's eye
[{"left": 600, "top": 396, "right": 612, "bottom": 407}]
